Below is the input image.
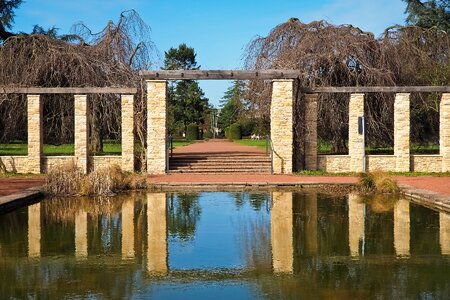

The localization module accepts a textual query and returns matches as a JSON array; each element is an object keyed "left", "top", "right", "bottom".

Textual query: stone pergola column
[
  {"left": 121, "top": 95, "right": 135, "bottom": 172},
  {"left": 305, "top": 94, "right": 318, "bottom": 170},
  {"left": 27, "top": 95, "right": 43, "bottom": 174},
  {"left": 394, "top": 199, "right": 410, "bottom": 257},
  {"left": 271, "top": 80, "right": 293, "bottom": 174},
  {"left": 441, "top": 93, "right": 450, "bottom": 172},
  {"left": 349, "top": 94, "right": 365, "bottom": 173},
  {"left": 74, "top": 95, "right": 89, "bottom": 173},
  {"left": 147, "top": 80, "right": 168, "bottom": 175},
  {"left": 147, "top": 193, "right": 168, "bottom": 275},
  {"left": 394, "top": 93, "right": 411, "bottom": 172},
  {"left": 271, "top": 192, "right": 293, "bottom": 273}
]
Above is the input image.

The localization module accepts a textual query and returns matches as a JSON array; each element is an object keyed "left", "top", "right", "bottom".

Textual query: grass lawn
[
  {"left": 234, "top": 139, "right": 269, "bottom": 149},
  {"left": 0, "top": 140, "right": 193, "bottom": 156}
]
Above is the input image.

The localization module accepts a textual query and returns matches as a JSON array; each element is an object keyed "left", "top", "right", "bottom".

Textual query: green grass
[
  {"left": 0, "top": 140, "right": 192, "bottom": 156},
  {"left": 234, "top": 139, "right": 269, "bottom": 149}
]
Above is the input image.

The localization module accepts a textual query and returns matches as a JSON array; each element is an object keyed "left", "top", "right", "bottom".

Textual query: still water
[{"left": 0, "top": 191, "right": 449, "bottom": 299}]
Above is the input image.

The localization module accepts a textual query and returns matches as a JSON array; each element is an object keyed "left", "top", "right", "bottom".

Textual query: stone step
[
  {"left": 168, "top": 168, "right": 271, "bottom": 174},
  {"left": 169, "top": 161, "right": 271, "bottom": 166},
  {"left": 170, "top": 164, "right": 271, "bottom": 170}
]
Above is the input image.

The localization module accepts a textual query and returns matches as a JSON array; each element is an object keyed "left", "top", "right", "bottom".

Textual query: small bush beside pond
[
  {"left": 45, "top": 163, "right": 147, "bottom": 196},
  {"left": 186, "top": 123, "right": 199, "bottom": 140},
  {"left": 228, "top": 123, "right": 242, "bottom": 140},
  {"left": 359, "top": 171, "right": 398, "bottom": 194}
]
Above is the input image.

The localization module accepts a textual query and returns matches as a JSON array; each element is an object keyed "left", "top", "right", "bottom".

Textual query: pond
[{"left": 0, "top": 191, "right": 449, "bottom": 299}]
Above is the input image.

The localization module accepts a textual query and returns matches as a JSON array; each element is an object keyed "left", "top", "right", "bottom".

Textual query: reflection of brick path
[{"left": 0, "top": 177, "right": 44, "bottom": 196}]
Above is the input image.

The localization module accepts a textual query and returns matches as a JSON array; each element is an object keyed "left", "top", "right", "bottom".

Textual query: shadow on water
[{"left": 0, "top": 190, "right": 449, "bottom": 298}]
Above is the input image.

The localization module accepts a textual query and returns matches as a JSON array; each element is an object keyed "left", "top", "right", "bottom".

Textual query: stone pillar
[
  {"left": 305, "top": 94, "right": 318, "bottom": 170},
  {"left": 121, "top": 198, "right": 135, "bottom": 259},
  {"left": 394, "top": 199, "right": 410, "bottom": 257},
  {"left": 349, "top": 94, "right": 365, "bottom": 173},
  {"left": 440, "top": 212, "right": 450, "bottom": 255},
  {"left": 75, "top": 211, "right": 88, "bottom": 259},
  {"left": 348, "top": 194, "right": 365, "bottom": 257},
  {"left": 440, "top": 94, "right": 450, "bottom": 172},
  {"left": 74, "top": 95, "right": 89, "bottom": 174},
  {"left": 305, "top": 192, "right": 318, "bottom": 254},
  {"left": 147, "top": 81, "right": 168, "bottom": 175},
  {"left": 271, "top": 192, "right": 293, "bottom": 273},
  {"left": 121, "top": 95, "right": 135, "bottom": 172},
  {"left": 271, "top": 80, "right": 293, "bottom": 174},
  {"left": 147, "top": 193, "right": 168, "bottom": 275},
  {"left": 28, "top": 203, "right": 41, "bottom": 258},
  {"left": 394, "top": 93, "right": 411, "bottom": 172},
  {"left": 27, "top": 95, "right": 43, "bottom": 174}
]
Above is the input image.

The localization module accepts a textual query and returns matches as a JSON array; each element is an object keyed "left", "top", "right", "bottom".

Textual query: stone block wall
[
  {"left": 394, "top": 93, "right": 410, "bottom": 172},
  {"left": 27, "top": 95, "right": 43, "bottom": 173},
  {"left": 147, "top": 81, "right": 168, "bottom": 175},
  {"left": 317, "top": 155, "right": 351, "bottom": 173},
  {"left": 271, "top": 80, "right": 293, "bottom": 174},
  {"left": 305, "top": 94, "right": 318, "bottom": 170},
  {"left": 366, "top": 155, "right": 397, "bottom": 172},
  {"left": 349, "top": 94, "right": 365, "bottom": 172},
  {"left": 441, "top": 93, "right": 450, "bottom": 172},
  {"left": 74, "top": 95, "right": 89, "bottom": 174},
  {"left": 121, "top": 95, "right": 135, "bottom": 172},
  {"left": 411, "top": 155, "right": 442, "bottom": 172}
]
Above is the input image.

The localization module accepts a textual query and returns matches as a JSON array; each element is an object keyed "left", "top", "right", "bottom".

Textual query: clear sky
[{"left": 12, "top": 0, "right": 407, "bottom": 106}]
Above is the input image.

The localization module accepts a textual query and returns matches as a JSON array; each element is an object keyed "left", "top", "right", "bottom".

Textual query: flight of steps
[{"left": 168, "top": 154, "right": 272, "bottom": 174}]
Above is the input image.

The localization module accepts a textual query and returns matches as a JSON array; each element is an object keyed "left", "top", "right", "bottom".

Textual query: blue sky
[{"left": 12, "top": 0, "right": 407, "bottom": 106}]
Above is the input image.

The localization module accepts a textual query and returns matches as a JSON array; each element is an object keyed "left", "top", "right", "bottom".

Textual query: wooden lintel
[
  {"left": 139, "top": 69, "right": 301, "bottom": 80},
  {"left": 0, "top": 87, "right": 137, "bottom": 94},
  {"left": 300, "top": 86, "right": 450, "bottom": 94}
]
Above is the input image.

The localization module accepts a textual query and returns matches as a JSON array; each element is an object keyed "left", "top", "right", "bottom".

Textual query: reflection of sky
[{"left": 169, "top": 192, "right": 270, "bottom": 270}]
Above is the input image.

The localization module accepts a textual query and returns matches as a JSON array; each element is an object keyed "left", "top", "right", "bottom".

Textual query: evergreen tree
[
  {"left": 218, "top": 80, "right": 247, "bottom": 131},
  {"left": 403, "top": 0, "right": 450, "bottom": 31},
  {"left": 0, "top": 0, "right": 22, "bottom": 41},
  {"left": 164, "top": 44, "right": 209, "bottom": 135}
]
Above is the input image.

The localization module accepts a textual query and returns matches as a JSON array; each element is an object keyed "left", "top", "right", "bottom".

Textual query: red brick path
[{"left": 0, "top": 177, "right": 45, "bottom": 196}]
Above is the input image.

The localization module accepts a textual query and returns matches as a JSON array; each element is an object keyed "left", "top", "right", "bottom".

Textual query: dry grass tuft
[
  {"left": 45, "top": 163, "right": 147, "bottom": 196},
  {"left": 359, "top": 170, "right": 398, "bottom": 194}
]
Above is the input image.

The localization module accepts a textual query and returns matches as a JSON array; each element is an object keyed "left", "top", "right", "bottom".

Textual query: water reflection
[{"left": 0, "top": 191, "right": 449, "bottom": 298}]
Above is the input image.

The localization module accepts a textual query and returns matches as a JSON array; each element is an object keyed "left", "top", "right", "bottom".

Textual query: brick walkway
[
  {"left": 0, "top": 177, "right": 45, "bottom": 197},
  {"left": 173, "top": 139, "right": 265, "bottom": 156}
]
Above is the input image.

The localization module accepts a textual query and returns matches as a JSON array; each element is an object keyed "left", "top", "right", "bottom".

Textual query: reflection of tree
[
  {"left": 249, "top": 194, "right": 269, "bottom": 211},
  {"left": 168, "top": 193, "right": 201, "bottom": 241}
]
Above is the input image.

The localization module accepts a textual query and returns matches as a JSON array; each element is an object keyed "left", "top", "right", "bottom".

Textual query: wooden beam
[
  {"left": 139, "top": 69, "right": 301, "bottom": 80},
  {"left": 0, "top": 87, "right": 137, "bottom": 94},
  {"left": 300, "top": 86, "right": 450, "bottom": 93}
]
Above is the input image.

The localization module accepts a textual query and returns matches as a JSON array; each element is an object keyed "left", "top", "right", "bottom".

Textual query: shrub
[
  {"left": 359, "top": 170, "right": 398, "bottom": 193},
  {"left": 45, "top": 163, "right": 147, "bottom": 196},
  {"left": 186, "top": 123, "right": 198, "bottom": 141},
  {"left": 228, "top": 123, "right": 242, "bottom": 140},
  {"left": 224, "top": 126, "right": 230, "bottom": 139}
]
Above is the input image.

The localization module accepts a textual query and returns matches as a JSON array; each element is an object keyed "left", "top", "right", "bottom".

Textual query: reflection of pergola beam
[
  {"left": 271, "top": 192, "right": 293, "bottom": 274},
  {"left": 75, "top": 210, "right": 88, "bottom": 259},
  {"left": 147, "top": 193, "right": 168, "bottom": 275},
  {"left": 121, "top": 198, "right": 135, "bottom": 259},
  {"left": 440, "top": 212, "right": 450, "bottom": 255},
  {"left": 394, "top": 199, "right": 410, "bottom": 258},
  {"left": 348, "top": 194, "right": 365, "bottom": 257},
  {"left": 28, "top": 203, "right": 41, "bottom": 258}
]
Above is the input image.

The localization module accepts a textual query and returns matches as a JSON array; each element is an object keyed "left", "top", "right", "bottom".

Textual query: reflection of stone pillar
[
  {"left": 75, "top": 95, "right": 89, "bottom": 174},
  {"left": 271, "top": 80, "right": 293, "bottom": 174},
  {"left": 147, "top": 80, "right": 168, "bottom": 175},
  {"left": 147, "top": 193, "right": 168, "bottom": 275},
  {"left": 349, "top": 94, "right": 365, "bottom": 172},
  {"left": 27, "top": 95, "right": 43, "bottom": 174},
  {"left": 305, "top": 94, "right": 318, "bottom": 170},
  {"left": 271, "top": 192, "right": 293, "bottom": 273},
  {"left": 121, "top": 94, "right": 135, "bottom": 172},
  {"left": 28, "top": 203, "right": 41, "bottom": 258},
  {"left": 440, "top": 212, "right": 450, "bottom": 255},
  {"left": 348, "top": 194, "right": 365, "bottom": 257},
  {"left": 75, "top": 211, "right": 88, "bottom": 259},
  {"left": 394, "top": 93, "right": 410, "bottom": 172},
  {"left": 394, "top": 199, "right": 410, "bottom": 257},
  {"left": 305, "top": 192, "right": 318, "bottom": 254},
  {"left": 121, "top": 199, "right": 135, "bottom": 259}
]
